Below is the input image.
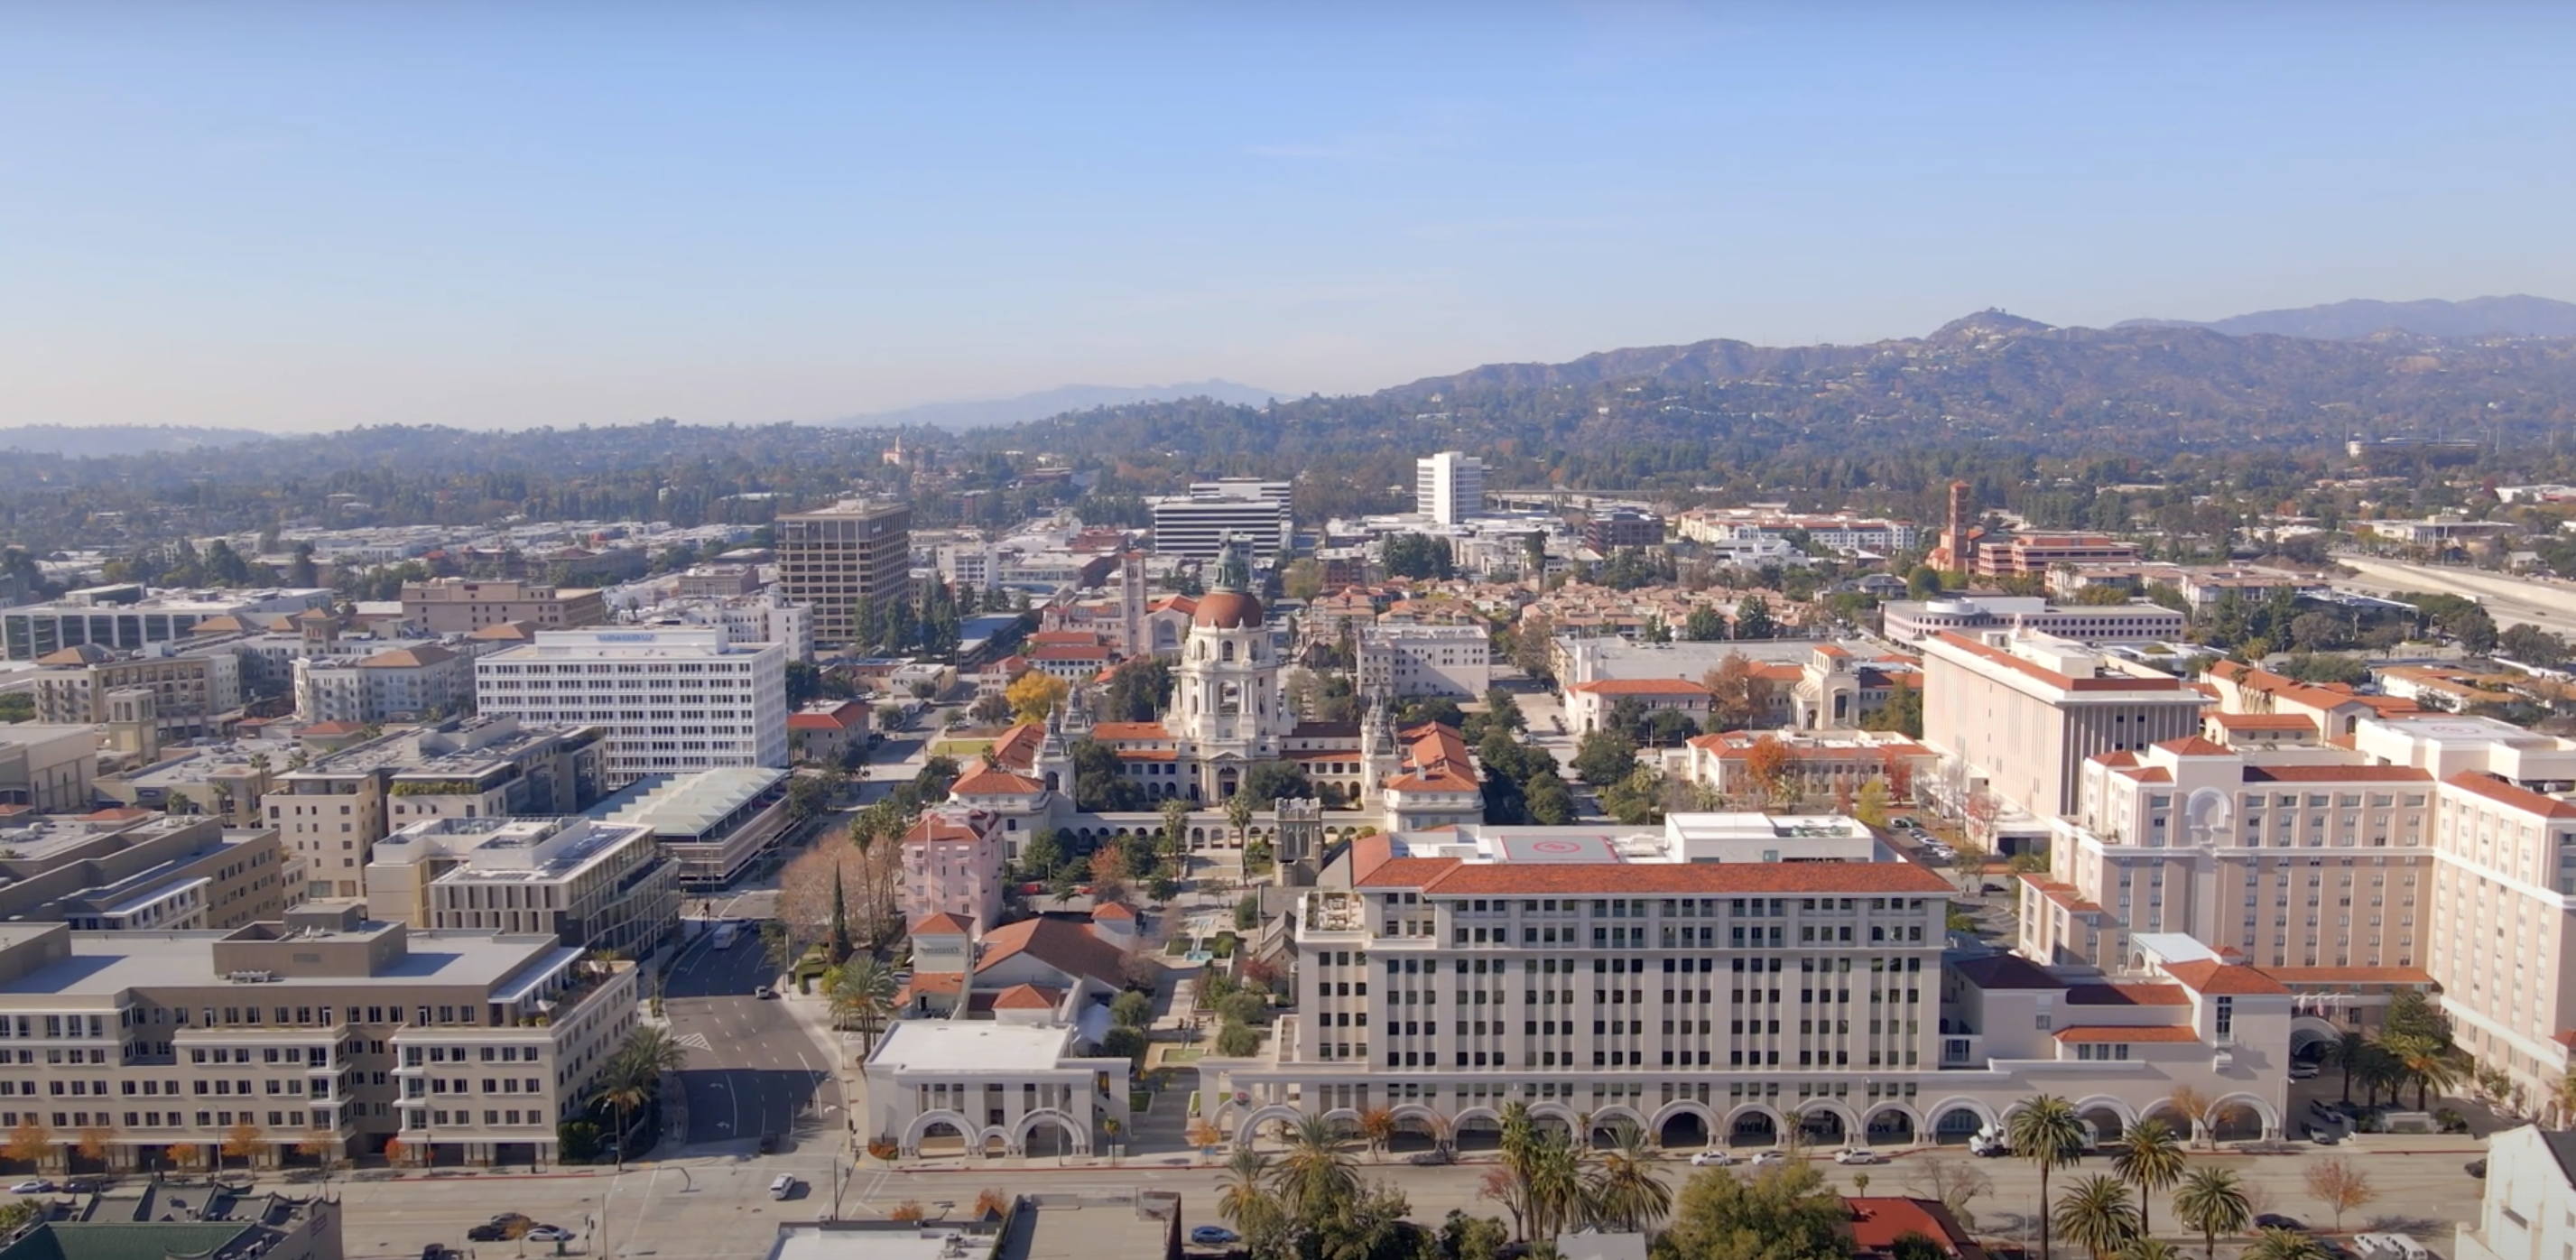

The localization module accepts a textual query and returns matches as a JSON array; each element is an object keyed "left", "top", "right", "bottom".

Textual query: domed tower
[{"left": 1169, "top": 542, "right": 1287, "bottom": 800}]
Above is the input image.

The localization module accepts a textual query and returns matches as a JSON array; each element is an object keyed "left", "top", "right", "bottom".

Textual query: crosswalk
[{"left": 674, "top": 1033, "right": 713, "bottom": 1052}]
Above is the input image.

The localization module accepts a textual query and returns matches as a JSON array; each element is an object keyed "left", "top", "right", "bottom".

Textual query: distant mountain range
[
  {"left": 0, "top": 425, "right": 273, "bottom": 458},
  {"left": 2121, "top": 294, "right": 2576, "bottom": 340},
  {"left": 829, "top": 379, "right": 1283, "bottom": 431}
]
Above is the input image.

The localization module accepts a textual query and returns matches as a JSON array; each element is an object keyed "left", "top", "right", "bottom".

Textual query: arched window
[
  {"left": 1221, "top": 641, "right": 1237, "bottom": 663},
  {"left": 1219, "top": 682, "right": 1243, "bottom": 717}
]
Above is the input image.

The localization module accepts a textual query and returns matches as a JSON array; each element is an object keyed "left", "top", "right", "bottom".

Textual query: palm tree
[
  {"left": 1270, "top": 1113, "right": 1357, "bottom": 1223},
  {"left": 2244, "top": 1228, "right": 2331, "bottom": 1260},
  {"left": 2553, "top": 1068, "right": 2576, "bottom": 1128},
  {"left": 1584, "top": 1122, "right": 1672, "bottom": 1233},
  {"left": 2321, "top": 1032, "right": 2370, "bottom": 1104},
  {"left": 2108, "top": 1120, "right": 2186, "bottom": 1236},
  {"left": 592, "top": 1027, "right": 690, "bottom": 1171},
  {"left": 2052, "top": 1174, "right": 2139, "bottom": 1260},
  {"left": 2009, "top": 1096, "right": 2091, "bottom": 1260},
  {"left": 2172, "top": 1167, "right": 2252, "bottom": 1260},
  {"left": 2385, "top": 1034, "right": 2464, "bottom": 1110},
  {"left": 1217, "top": 1148, "right": 1272, "bottom": 1228},
  {"left": 1521, "top": 1132, "right": 1588, "bottom": 1241},
  {"left": 830, "top": 957, "right": 898, "bottom": 1052},
  {"left": 2122, "top": 1239, "right": 2187, "bottom": 1260}
]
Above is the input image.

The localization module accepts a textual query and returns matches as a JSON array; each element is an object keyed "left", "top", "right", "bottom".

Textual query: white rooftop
[
  {"left": 586, "top": 767, "right": 789, "bottom": 838},
  {"left": 869, "top": 1019, "right": 1077, "bottom": 1074}
]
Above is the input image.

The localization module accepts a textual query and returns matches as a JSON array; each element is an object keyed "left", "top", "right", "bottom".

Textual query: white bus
[{"left": 710, "top": 922, "right": 739, "bottom": 950}]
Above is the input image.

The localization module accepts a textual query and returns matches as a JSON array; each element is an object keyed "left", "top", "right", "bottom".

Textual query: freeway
[{"left": 2338, "top": 555, "right": 2576, "bottom": 639}]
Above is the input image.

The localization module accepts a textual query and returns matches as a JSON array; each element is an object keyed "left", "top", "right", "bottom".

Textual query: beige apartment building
[
  {"left": 399, "top": 579, "right": 607, "bottom": 635},
  {"left": 2023, "top": 712, "right": 2576, "bottom": 1109},
  {"left": 0, "top": 812, "right": 292, "bottom": 932},
  {"left": 775, "top": 500, "right": 912, "bottom": 649},
  {"left": 366, "top": 817, "right": 679, "bottom": 960},
  {"left": 0, "top": 900, "right": 638, "bottom": 1171},
  {"left": 1919, "top": 631, "right": 2206, "bottom": 820},
  {"left": 33, "top": 644, "right": 244, "bottom": 740}
]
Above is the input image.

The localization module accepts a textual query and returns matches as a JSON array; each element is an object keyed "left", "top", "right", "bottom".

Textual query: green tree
[
  {"left": 1571, "top": 728, "right": 1638, "bottom": 786},
  {"left": 827, "top": 957, "right": 897, "bottom": 1052},
  {"left": 592, "top": 1026, "right": 689, "bottom": 1171},
  {"left": 1654, "top": 1160, "right": 1852, "bottom": 1260},
  {"left": 2107, "top": 1119, "right": 2186, "bottom": 1236},
  {"left": 1906, "top": 565, "right": 1943, "bottom": 598},
  {"left": 2052, "top": 1174, "right": 2139, "bottom": 1260},
  {"left": 1525, "top": 773, "right": 1577, "bottom": 825},
  {"left": 2242, "top": 1228, "right": 2331, "bottom": 1260},
  {"left": 2173, "top": 1167, "right": 2252, "bottom": 1260},
  {"left": 1381, "top": 533, "right": 1455, "bottom": 580},
  {"left": 1682, "top": 607, "right": 1729, "bottom": 642},
  {"left": 2009, "top": 1096, "right": 2091, "bottom": 1260},
  {"left": 0, "top": 694, "right": 31, "bottom": 725},
  {"left": 1733, "top": 594, "right": 1778, "bottom": 640},
  {"left": 1271, "top": 1113, "right": 1358, "bottom": 1224},
  {"left": 1586, "top": 1121, "right": 1673, "bottom": 1233},
  {"left": 1110, "top": 989, "right": 1154, "bottom": 1028}
]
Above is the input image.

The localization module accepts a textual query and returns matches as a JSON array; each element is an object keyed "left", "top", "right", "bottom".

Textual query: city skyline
[{"left": 4, "top": 3, "right": 2574, "bottom": 431}]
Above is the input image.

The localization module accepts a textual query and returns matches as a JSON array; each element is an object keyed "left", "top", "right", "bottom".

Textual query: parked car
[
  {"left": 422, "top": 1246, "right": 457, "bottom": 1260},
  {"left": 525, "top": 1227, "right": 575, "bottom": 1243},
  {"left": 6, "top": 1181, "right": 52, "bottom": 1195},
  {"left": 1407, "top": 1148, "right": 1455, "bottom": 1165},
  {"left": 2306, "top": 1126, "right": 2340, "bottom": 1145},
  {"left": 1890, "top": 817, "right": 1916, "bottom": 830},
  {"left": 1747, "top": 1150, "right": 1786, "bottom": 1166},
  {"left": 1833, "top": 1148, "right": 1886, "bottom": 1165},
  {"left": 1690, "top": 1149, "right": 1738, "bottom": 1166},
  {"left": 755, "top": 986, "right": 776, "bottom": 999},
  {"left": 2256, "top": 1215, "right": 2307, "bottom": 1232},
  {"left": 1980, "top": 883, "right": 2006, "bottom": 895},
  {"left": 1191, "top": 1226, "right": 1242, "bottom": 1246},
  {"left": 466, "top": 1226, "right": 509, "bottom": 1243}
]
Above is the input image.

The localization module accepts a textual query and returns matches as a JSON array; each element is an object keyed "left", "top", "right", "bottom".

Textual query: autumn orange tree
[
  {"left": 4, "top": 1117, "right": 49, "bottom": 1170},
  {"left": 164, "top": 1143, "right": 201, "bottom": 1172},
  {"left": 221, "top": 1120, "right": 264, "bottom": 1173},
  {"left": 1743, "top": 734, "right": 1797, "bottom": 807},
  {"left": 76, "top": 1124, "right": 112, "bottom": 1164}
]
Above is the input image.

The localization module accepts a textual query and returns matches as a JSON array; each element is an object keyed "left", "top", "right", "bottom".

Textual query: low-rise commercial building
[
  {"left": 367, "top": 816, "right": 678, "bottom": 960},
  {"left": 0, "top": 900, "right": 640, "bottom": 1170},
  {"left": 34, "top": 644, "right": 245, "bottom": 740},
  {"left": 1, "top": 587, "right": 334, "bottom": 662},
  {"left": 0, "top": 811, "right": 292, "bottom": 931},
  {"left": 0, "top": 725, "right": 98, "bottom": 813},
  {"left": 1882, "top": 598, "right": 2186, "bottom": 646},
  {"left": 1357, "top": 625, "right": 1492, "bottom": 699},
  {"left": 584, "top": 766, "right": 792, "bottom": 888},
  {"left": 398, "top": 579, "right": 607, "bottom": 635},
  {"left": 473, "top": 627, "right": 788, "bottom": 787},
  {"left": 292, "top": 645, "right": 472, "bottom": 726}
]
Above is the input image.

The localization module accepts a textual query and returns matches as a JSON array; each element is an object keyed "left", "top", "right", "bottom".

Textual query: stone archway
[
  {"left": 1793, "top": 1103, "right": 1854, "bottom": 1146},
  {"left": 903, "top": 1108, "right": 978, "bottom": 1157},
  {"left": 2073, "top": 1097, "right": 2135, "bottom": 1145},
  {"left": 1451, "top": 1108, "right": 1503, "bottom": 1153},
  {"left": 1218, "top": 767, "right": 1240, "bottom": 800},
  {"left": 1929, "top": 1100, "right": 1996, "bottom": 1144},
  {"left": 1014, "top": 1108, "right": 1088, "bottom": 1156},
  {"left": 1862, "top": 1105, "right": 1917, "bottom": 1146},
  {"left": 1725, "top": 1104, "right": 1780, "bottom": 1148},
  {"left": 1587, "top": 1106, "right": 1648, "bottom": 1148},
  {"left": 2208, "top": 1094, "right": 2275, "bottom": 1142},
  {"left": 1653, "top": 1102, "right": 1716, "bottom": 1151}
]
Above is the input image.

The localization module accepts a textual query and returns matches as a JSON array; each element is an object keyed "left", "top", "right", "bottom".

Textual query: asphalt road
[{"left": 660, "top": 928, "right": 843, "bottom": 1154}]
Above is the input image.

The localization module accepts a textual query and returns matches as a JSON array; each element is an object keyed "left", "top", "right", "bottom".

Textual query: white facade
[
  {"left": 632, "top": 592, "right": 814, "bottom": 662},
  {"left": 1193, "top": 819, "right": 2294, "bottom": 1152},
  {"left": 1149, "top": 492, "right": 1292, "bottom": 561},
  {"left": 2458, "top": 1125, "right": 2576, "bottom": 1260},
  {"left": 474, "top": 627, "right": 788, "bottom": 787},
  {"left": 1416, "top": 451, "right": 1487, "bottom": 526},
  {"left": 1883, "top": 598, "right": 2188, "bottom": 646},
  {"left": 863, "top": 1015, "right": 1126, "bottom": 1158},
  {"left": 293, "top": 645, "right": 474, "bottom": 725},
  {"left": 1357, "top": 625, "right": 1492, "bottom": 699}
]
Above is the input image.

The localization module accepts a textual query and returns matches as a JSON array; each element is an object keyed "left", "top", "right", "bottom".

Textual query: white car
[
  {"left": 1689, "top": 1149, "right": 1738, "bottom": 1166},
  {"left": 1746, "top": 1150, "right": 1786, "bottom": 1166},
  {"left": 1834, "top": 1148, "right": 1886, "bottom": 1165},
  {"left": 7, "top": 1180, "right": 52, "bottom": 1195}
]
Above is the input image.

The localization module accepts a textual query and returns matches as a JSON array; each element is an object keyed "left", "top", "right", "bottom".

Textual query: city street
[
  {"left": 306, "top": 1128, "right": 2496, "bottom": 1260},
  {"left": 660, "top": 926, "right": 845, "bottom": 1155}
]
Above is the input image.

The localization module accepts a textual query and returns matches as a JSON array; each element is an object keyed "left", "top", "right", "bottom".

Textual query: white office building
[
  {"left": 474, "top": 627, "right": 788, "bottom": 787},
  {"left": 1357, "top": 625, "right": 1494, "bottom": 699},
  {"left": 1417, "top": 452, "right": 1487, "bottom": 526},
  {"left": 1149, "top": 487, "right": 1292, "bottom": 561}
]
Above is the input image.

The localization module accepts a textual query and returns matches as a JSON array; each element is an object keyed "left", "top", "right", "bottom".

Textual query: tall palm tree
[
  {"left": 2009, "top": 1096, "right": 2091, "bottom": 1260},
  {"left": 1584, "top": 1122, "right": 1673, "bottom": 1233},
  {"left": 1521, "top": 1133, "right": 1588, "bottom": 1241},
  {"left": 2244, "top": 1228, "right": 2331, "bottom": 1260},
  {"left": 2052, "top": 1174, "right": 2140, "bottom": 1260},
  {"left": 2122, "top": 1239, "right": 2186, "bottom": 1260},
  {"left": 2172, "top": 1167, "right": 2252, "bottom": 1260},
  {"left": 591, "top": 1026, "right": 689, "bottom": 1171},
  {"left": 831, "top": 957, "right": 898, "bottom": 1052},
  {"left": 1270, "top": 1113, "right": 1357, "bottom": 1223},
  {"left": 2321, "top": 1032, "right": 2370, "bottom": 1104},
  {"left": 1217, "top": 1148, "right": 1273, "bottom": 1228},
  {"left": 2107, "top": 1120, "right": 2186, "bottom": 1236}
]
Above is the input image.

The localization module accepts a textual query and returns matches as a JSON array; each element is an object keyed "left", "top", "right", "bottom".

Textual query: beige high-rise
[{"left": 775, "top": 500, "right": 912, "bottom": 649}]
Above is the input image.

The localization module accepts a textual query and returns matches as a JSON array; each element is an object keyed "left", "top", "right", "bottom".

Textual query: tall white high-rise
[{"left": 1415, "top": 451, "right": 1486, "bottom": 525}]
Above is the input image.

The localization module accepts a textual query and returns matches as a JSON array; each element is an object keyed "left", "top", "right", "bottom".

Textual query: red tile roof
[
  {"left": 2240, "top": 764, "right": 2429, "bottom": 783},
  {"left": 2152, "top": 737, "right": 2233, "bottom": 756},
  {"left": 1564, "top": 678, "right": 1711, "bottom": 696},
  {"left": 1844, "top": 1198, "right": 1986, "bottom": 1260},
  {"left": 950, "top": 767, "right": 1047, "bottom": 796},
  {"left": 903, "top": 814, "right": 987, "bottom": 845},
  {"left": 2444, "top": 771, "right": 2576, "bottom": 819},
  {"left": 1090, "top": 902, "right": 1134, "bottom": 921},
  {"left": 974, "top": 917, "right": 1132, "bottom": 988},
  {"left": 909, "top": 913, "right": 975, "bottom": 937},
  {"left": 990, "top": 983, "right": 1062, "bottom": 1011},
  {"left": 2163, "top": 959, "right": 2293, "bottom": 996},
  {"left": 987, "top": 722, "right": 1046, "bottom": 772},
  {"left": 2207, "top": 713, "right": 2317, "bottom": 730},
  {"left": 2053, "top": 1025, "right": 2203, "bottom": 1043},
  {"left": 1089, "top": 721, "right": 1171, "bottom": 741}
]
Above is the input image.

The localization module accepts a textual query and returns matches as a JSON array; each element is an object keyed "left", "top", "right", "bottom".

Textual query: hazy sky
[{"left": 5, "top": 2, "right": 2574, "bottom": 432}]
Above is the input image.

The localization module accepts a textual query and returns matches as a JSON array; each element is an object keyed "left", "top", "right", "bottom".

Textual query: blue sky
[{"left": 5, "top": 1, "right": 2573, "bottom": 432}]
